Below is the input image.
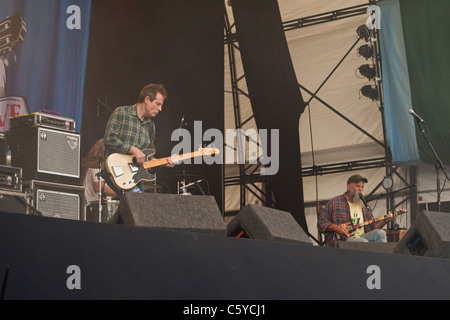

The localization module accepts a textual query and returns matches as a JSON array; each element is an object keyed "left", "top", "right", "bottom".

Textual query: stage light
[
  {"left": 360, "top": 85, "right": 379, "bottom": 101},
  {"left": 357, "top": 44, "right": 373, "bottom": 59},
  {"left": 358, "top": 64, "right": 376, "bottom": 80},
  {"left": 356, "top": 25, "right": 370, "bottom": 41}
]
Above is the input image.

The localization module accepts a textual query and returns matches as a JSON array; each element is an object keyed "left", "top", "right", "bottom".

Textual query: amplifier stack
[{"left": 4, "top": 112, "right": 85, "bottom": 221}]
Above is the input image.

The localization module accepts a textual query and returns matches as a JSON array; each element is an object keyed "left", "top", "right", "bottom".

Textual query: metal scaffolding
[{"left": 223, "top": 1, "right": 416, "bottom": 224}]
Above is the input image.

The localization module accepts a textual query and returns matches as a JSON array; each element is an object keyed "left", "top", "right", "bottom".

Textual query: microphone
[
  {"left": 180, "top": 179, "right": 203, "bottom": 190},
  {"left": 178, "top": 115, "right": 185, "bottom": 132},
  {"left": 359, "top": 193, "right": 368, "bottom": 208},
  {"left": 408, "top": 109, "right": 425, "bottom": 123}
]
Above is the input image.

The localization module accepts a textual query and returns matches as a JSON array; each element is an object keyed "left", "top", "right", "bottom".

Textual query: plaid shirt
[
  {"left": 103, "top": 104, "right": 155, "bottom": 160},
  {"left": 318, "top": 193, "right": 375, "bottom": 247}
]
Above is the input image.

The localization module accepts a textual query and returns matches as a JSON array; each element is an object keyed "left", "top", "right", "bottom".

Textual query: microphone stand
[
  {"left": 415, "top": 120, "right": 450, "bottom": 212},
  {"left": 97, "top": 165, "right": 102, "bottom": 223}
]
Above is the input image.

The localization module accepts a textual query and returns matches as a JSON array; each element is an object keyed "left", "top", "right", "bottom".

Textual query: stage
[{"left": 1, "top": 210, "right": 449, "bottom": 301}]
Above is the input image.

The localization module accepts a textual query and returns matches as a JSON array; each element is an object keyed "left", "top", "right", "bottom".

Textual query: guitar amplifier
[
  {"left": 24, "top": 180, "right": 85, "bottom": 221},
  {"left": 9, "top": 112, "right": 76, "bottom": 132},
  {"left": 7, "top": 126, "right": 81, "bottom": 185}
]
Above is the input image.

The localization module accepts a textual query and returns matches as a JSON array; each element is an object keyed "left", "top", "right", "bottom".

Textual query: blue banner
[{"left": 0, "top": 0, "right": 91, "bottom": 130}]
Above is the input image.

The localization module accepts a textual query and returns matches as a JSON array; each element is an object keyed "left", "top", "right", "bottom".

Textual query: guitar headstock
[
  {"left": 198, "top": 147, "right": 220, "bottom": 156},
  {"left": 0, "top": 14, "right": 27, "bottom": 57},
  {"left": 387, "top": 209, "right": 407, "bottom": 217}
]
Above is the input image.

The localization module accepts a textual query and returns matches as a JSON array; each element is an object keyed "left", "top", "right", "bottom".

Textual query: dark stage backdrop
[
  {"left": 231, "top": 0, "right": 308, "bottom": 232},
  {"left": 81, "top": 0, "right": 225, "bottom": 212}
]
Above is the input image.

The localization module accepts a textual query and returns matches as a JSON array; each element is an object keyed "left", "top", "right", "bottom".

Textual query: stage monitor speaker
[
  {"left": 7, "top": 126, "right": 81, "bottom": 185},
  {"left": 227, "top": 204, "right": 313, "bottom": 245},
  {"left": 25, "top": 180, "right": 85, "bottom": 221},
  {"left": 117, "top": 193, "right": 226, "bottom": 236},
  {"left": 394, "top": 211, "right": 450, "bottom": 259}
]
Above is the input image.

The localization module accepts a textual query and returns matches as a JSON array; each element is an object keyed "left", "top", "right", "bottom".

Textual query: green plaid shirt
[{"left": 103, "top": 104, "right": 155, "bottom": 160}]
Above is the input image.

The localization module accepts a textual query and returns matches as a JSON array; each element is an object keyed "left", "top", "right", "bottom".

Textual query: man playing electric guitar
[
  {"left": 102, "top": 83, "right": 176, "bottom": 198},
  {"left": 318, "top": 174, "right": 394, "bottom": 247}
]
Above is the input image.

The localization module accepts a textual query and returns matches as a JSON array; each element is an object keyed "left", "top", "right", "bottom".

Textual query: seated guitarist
[
  {"left": 102, "top": 83, "right": 176, "bottom": 198},
  {"left": 318, "top": 174, "right": 393, "bottom": 247}
]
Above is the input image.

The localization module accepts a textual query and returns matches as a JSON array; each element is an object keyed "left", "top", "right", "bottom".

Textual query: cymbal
[
  {"left": 166, "top": 173, "right": 203, "bottom": 183},
  {"left": 143, "top": 184, "right": 163, "bottom": 191},
  {"left": 81, "top": 156, "right": 101, "bottom": 168}
]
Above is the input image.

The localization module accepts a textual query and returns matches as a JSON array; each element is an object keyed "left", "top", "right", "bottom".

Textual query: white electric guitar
[{"left": 105, "top": 147, "right": 219, "bottom": 190}]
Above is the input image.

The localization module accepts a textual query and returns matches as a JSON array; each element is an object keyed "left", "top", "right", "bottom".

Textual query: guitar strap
[{"left": 148, "top": 118, "right": 156, "bottom": 149}]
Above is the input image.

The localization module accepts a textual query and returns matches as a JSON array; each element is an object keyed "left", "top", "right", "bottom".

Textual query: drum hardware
[
  {"left": 166, "top": 172, "right": 204, "bottom": 196},
  {"left": 143, "top": 182, "right": 163, "bottom": 193},
  {"left": 81, "top": 155, "right": 104, "bottom": 222},
  {"left": 166, "top": 173, "right": 203, "bottom": 184},
  {"left": 178, "top": 178, "right": 205, "bottom": 195},
  {"left": 179, "top": 180, "right": 191, "bottom": 195}
]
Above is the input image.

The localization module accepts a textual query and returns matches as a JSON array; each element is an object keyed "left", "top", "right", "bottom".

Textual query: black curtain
[
  {"left": 231, "top": 0, "right": 308, "bottom": 231},
  {"left": 81, "top": 0, "right": 224, "bottom": 212}
]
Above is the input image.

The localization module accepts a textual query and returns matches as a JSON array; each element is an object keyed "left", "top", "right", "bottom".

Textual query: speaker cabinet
[
  {"left": 227, "top": 204, "right": 313, "bottom": 245},
  {"left": 8, "top": 126, "right": 81, "bottom": 185},
  {"left": 117, "top": 193, "right": 226, "bottom": 235},
  {"left": 0, "top": 192, "right": 27, "bottom": 214},
  {"left": 394, "top": 211, "right": 450, "bottom": 259},
  {"left": 25, "top": 180, "right": 85, "bottom": 221}
]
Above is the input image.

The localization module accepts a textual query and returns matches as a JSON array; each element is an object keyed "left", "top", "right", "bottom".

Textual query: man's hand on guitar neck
[
  {"left": 374, "top": 211, "right": 394, "bottom": 229},
  {"left": 166, "top": 157, "right": 176, "bottom": 168}
]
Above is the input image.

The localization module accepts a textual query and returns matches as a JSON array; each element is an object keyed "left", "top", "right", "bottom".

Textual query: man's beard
[{"left": 348, "top": 187, "right": 363, "bottom": 206}]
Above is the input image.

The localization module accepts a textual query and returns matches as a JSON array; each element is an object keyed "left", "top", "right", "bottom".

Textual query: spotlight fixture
[
  {"left": 358, "top": 64, "right": 376, "bottom": 80},
  {"left": 357, "top": 44, "right": 374, "bottom": 59},
  {"left": 360, "top": 85, "right": 379, "bottom": 101},
  {"left": 356, "top": 24, "right": 370, "bottom": 41}
]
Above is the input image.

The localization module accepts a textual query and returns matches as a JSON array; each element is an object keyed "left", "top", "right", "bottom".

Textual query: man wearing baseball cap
[{"left": 318, "top": 174, "right": 393, "bottom": 247}]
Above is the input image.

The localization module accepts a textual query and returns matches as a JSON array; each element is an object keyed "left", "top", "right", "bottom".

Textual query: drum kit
[
  {"left": 81, "top": 156, "right": 205, "bottom": 222},
  {"left": 165, "top": 172, "right": 205, "bottom": 195}
]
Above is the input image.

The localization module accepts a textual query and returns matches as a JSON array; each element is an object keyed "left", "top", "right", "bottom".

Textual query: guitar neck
[
  {"left": 142, "top": 150, "right": 202, "bottom": 169},
  {"left": 351, "top": 215, "right": 387, "bottom": 230},
  {"left": 349, "top": 209, "right": 405, "bottom": 231}
]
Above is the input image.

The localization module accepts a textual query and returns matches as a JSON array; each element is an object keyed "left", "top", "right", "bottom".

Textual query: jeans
[{"left": 346, "top": 229, "right": 387, "bottom": 243}]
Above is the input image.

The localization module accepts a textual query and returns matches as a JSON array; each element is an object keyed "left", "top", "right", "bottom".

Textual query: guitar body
[{"left": 106, "top": 149, "right": 156, "bottom": 190}]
